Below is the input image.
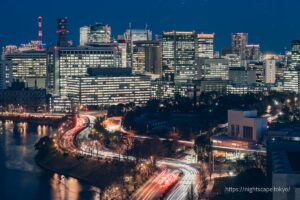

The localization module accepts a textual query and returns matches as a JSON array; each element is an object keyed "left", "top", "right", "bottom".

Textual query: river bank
[{"left": 35, "top": 136, "right": 156, "bottom": 198}]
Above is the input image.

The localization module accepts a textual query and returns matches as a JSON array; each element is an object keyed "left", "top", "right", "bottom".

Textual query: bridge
[{"left": 0, "top": 112, "right": 68, "bottom": 126}]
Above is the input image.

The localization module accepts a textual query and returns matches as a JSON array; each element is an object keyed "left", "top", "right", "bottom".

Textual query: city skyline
[{"left": 1, "top": 0, "right": 300, "bottom": 53}]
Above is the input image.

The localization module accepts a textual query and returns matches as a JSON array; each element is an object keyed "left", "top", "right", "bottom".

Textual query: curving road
[
  {"left": 159, "top": 160, "right": 199, "bottom": 200},
  {"left": 58, "top": 115, "right": 201, "bottom": 200}
]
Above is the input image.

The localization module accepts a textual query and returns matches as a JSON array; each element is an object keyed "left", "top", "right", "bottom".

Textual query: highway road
[{"left": 58, "top": 115, "right": 201, "bottom": 200}]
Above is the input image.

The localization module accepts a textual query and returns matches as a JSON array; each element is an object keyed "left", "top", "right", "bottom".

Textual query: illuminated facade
[
  {"left": 124, "top": 28, "right": 152, "bottom": 68},
  {"left": 4, "top": 50, "right": 47, "bottom": 88},
  {"left": 152, "top": 79, "right": 175, "bottom": 99},
  {"left": 290, "top": 40, "right": 300, "bottom": 69},
  {"left": 88, "top": 23, "right": 111, "bottom": 44},
  {"left": 162, "top": 31, "right": 196, "bottom": 83},
  {"left": 132, "top": 41, "right": 162, "bottom": 75},
  {"left": 283, "top": 68, "right": 300, "bottom": 93},
  {"left": 79, "top": 26, "right": 90, "bottom": 46},
  {"left": 197, "top": 33, "right": 214, "bottom": 59},
  {"left": 199, "top": 58, "right": 229, "bottom": 80},
  {"left": 124, "top": 28, "right": 152, "bottom": 42},
  {"left": 227, "top": 84, "right": 266, "bottom": 95},
  {"left": 47, "top": 46, "right": 122, "bottom": 95}
]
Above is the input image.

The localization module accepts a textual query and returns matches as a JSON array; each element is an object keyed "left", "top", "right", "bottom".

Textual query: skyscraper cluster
[{"left": 0, "top": 17, "right": 299, "bottom": 112}]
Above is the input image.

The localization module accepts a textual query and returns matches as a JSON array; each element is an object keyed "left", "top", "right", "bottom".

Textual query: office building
[
  {"left": 232, "top": 33, "right": 248, "bottom": 60},
  {"left": 198, "top": 58, "right": 229, "bottom": 80},
  {"left": 226, "top": 83, "right": 266, "bottom": 95},
  {"left": 132, "top": 41, "right": 162, "bottom": 75},
  {"left": 247, "top": 61, "right": 265, "bottom": 83},
  {"left": 124, "top": 27, "right": 152, "bottom": 68},
  {"left": 162, "top": 31, "right": 196, "bottom": 83},
  {"left": 88, "top": 23, "right": 111, "bottom": 44},
  {"left": 80, "top": 26, "right": 90, "bottom": 46},
  {"left": 229, "top": 67, "right": 256, "bottom": 85},
  {"left": 227, "top": 110, "right": 267, "bottom": 141},
  {"left": 222, "top": 54, "right": 241, "bottom": 67},
  {"left": 283, "top": 67, "right": 300, "bottom": 93},
  {"left": 47, "top": 45, "right": 122, "bottom": 95},
  {"left": 197, "top": 33, "right": 214, "bottom": 59},
  {"left": 152, "top": 79, "right": 175, "bottom": 99},
  {"left": 124, "top": 28, "right": 152, "bottom": 42},
  {"left": 52, "top": 68, "right": 152, "bottom": 112},
  {"left": 264, "top": 59, "right": 276, "bottom": 84},
  {"left": 245, "top": 44, "right": 261, "bottom": 60},
  {"left": 290, "top": 40, "right": 300, "bottom": 69},
  {"left": 196, "top": 78, "right": 227, "bottom": 94},
  {"left": 3, "top": 50, "right": 47, "bottom": 88}
]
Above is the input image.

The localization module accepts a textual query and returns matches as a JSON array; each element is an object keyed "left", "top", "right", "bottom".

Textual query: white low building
[{"left": 227, "top": 110, "right": 267, "bottom": 141}]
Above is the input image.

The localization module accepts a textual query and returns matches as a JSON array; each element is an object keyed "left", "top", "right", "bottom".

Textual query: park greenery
[{"left": 104, "top": 91, "right": 300, "bottom": 140}]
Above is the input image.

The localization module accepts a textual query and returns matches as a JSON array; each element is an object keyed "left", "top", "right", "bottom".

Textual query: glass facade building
[{"left": 162, "top": 31, "right": 196, "bottom": 84}]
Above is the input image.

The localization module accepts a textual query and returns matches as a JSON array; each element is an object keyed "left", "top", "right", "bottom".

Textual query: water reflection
[{"left": 0, "top": 120, "right": 101, "bottom": 200}]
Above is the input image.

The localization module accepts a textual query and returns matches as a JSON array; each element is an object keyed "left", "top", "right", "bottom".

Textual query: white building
[
  {"left": 227, "top": 110, "right": 267, "bottom": 141},
  {"left": 80, "top": 26, "right": 90, "bottom": 46},
  {"left": 264, "top": 59, "right": 276, "bottom": 84}
]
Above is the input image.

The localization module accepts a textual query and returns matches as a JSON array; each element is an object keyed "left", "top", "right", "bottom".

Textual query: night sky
[{"left": 1, "top": 0, "right": 299, "bottom": 53}]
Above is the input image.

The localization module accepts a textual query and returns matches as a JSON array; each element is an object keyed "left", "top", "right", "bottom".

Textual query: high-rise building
[
  {"left": 162, "top": 31, "right": 196, "bottom": 83},
  {"left": 283, "top": 67, "right": 300, "bottom": 93},
  {"left": 264, "top": 59, "right": 276, "bottom": 84},
  {"left": 88, "top": 23, "right": 111, "bottom": 44},
  {"left": 124, "top": 28, "right": 152, "bottom": 42},
  {"left": 124, "top": 27, "right": 153, "bottom": 68},
  {"left": 290, "top": 40, "right": 300, "bottom": 69},
  {"left": 117, "top": 36, "right": 128, "bottom": 67},
  {"left": 57, "top": 17, "right": 69, "bottom": 47},
  {"left": 197, "top": 33, "right": 214, "bottom": 59},
  {"left": 80, "top": 26, "right": 90, "bottom": 46},
  {"left": 132, "top": 41, "right": 162, "bottom": 75},
  {"left": 3, "top": 50, "right": 47, "bottom": 88},
  {"left": 232, "top": 33, "right": 248, "bottom": 60},
  {"left": 47, "top": 45, "right": 122, "bottom": 95}
]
